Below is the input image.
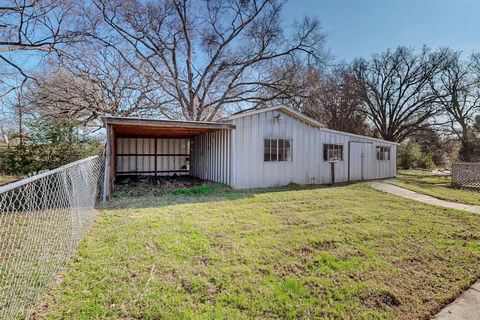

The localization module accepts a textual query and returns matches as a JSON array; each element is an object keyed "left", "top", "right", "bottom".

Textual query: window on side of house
[
  {"left": 323, "top": 144, "right": 343, "bottom": 161},
  {"left": 264, "top": 139, "right": 292, "bottom": 162},
  {"left": 376, "top": 146, "right": 391, "bottom": 160}
]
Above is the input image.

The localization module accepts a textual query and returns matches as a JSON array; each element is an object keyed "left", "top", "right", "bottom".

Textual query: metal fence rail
[
  {"left": 0, "top": 156, "right": 104, "bottom": 319},
  {"left": 452, "top": 162, "right": 480, "bottom": 191}
]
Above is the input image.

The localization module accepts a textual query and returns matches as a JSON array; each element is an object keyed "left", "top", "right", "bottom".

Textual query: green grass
[
  {"left": 167, "top": 184, "right": 228, "bottom": 196},
  {"left": 388, "top": 170, "right": 480, "bottom": 206},
  {"left": 0, "top": 207, "right": 96, "bottom": 319},
  {"left": 35, "top": 184, "right": 480, "bottom": 319}
]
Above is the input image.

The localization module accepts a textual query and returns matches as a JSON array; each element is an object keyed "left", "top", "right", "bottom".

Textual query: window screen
[
  {"left": 376, "top": 146, "right": 391, "bottom": 160},
  {"left": 323, "top": 144, "right": 343, "bottom": 161},
  {"left": 264, "top": 139, "right": 292, "bottom": 162}
]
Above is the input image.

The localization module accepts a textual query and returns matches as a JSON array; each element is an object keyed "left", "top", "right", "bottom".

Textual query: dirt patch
[
  {"left": 359, "top": 288, "right": 402, "bottom": 310},
  {"left": 452, "top": 231, "right": 480, "bottom": 241},
  {"left": 310, "top": 239, "right": 337, "bottom": 251}
]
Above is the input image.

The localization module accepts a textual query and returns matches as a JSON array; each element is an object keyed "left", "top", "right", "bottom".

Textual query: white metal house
[{"left": 103, "top": 106, "right": 397, "bottom": 199}]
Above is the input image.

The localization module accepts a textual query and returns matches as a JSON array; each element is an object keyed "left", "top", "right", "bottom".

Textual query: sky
[{"left": 283, "top": 0, "right": 480, "bottom": 62}]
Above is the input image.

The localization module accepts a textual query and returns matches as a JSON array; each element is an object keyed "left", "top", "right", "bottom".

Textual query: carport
[{"left": 103, "top": 117, "right": 235, "bottom": 200}]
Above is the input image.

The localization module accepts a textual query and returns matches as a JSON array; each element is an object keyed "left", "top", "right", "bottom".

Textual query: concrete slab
[
  {"left": 472, "top": 282, "right": 480, "bottom": 292},
  {"left": 432, "top": 283, "right": 480, "bottom": 320},
  {"left": 370, "top": 182, "right": 480, "bottom": 215}
]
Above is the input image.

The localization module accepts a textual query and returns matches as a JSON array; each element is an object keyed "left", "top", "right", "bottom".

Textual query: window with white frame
[
  {"left": 376, "top": 146, "right": 391, "bottom": 160},
  {"left": 323, "top": 144, "right": 343, "bottom": 161},
  {"left": 264, "top": 139, "right": 292, "bottom": 162}
]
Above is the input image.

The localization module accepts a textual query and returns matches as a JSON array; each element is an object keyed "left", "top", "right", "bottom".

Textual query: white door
[{"left": 349, "top": 142, "right": 373, "bottom": 181}]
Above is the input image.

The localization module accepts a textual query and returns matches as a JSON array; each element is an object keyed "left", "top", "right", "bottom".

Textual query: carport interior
[{"left": 103, "top": 117, "right": 234, "bottom": 200}]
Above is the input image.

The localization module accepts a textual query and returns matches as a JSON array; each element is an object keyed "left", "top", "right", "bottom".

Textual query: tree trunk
[
  {"left": 18, "top": 105, "right": 23, "bottom": 148},
  {"left": 460, "top": 137, "right": 471, "bottom": 162}
]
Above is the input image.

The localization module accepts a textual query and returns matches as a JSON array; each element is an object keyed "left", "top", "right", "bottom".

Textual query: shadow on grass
[{"left": 101, "top": 181, "right": 361, "bottom": 211}]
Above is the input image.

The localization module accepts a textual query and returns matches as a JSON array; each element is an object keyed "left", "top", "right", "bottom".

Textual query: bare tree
[
  {"left": 474, "top": 115, "right": 480, "bottom": 134},
  {"left": 0, "top": 89, "right": 28, "bottom": 146},
  {"left": 0, "top": 0, "right": 83, "bottom": 90},
  {"left": 88, "top": 0, "right": 326, "bottom": 121},
  {"left": 303, "top": 66, "right": 369, "bottom": 134},
  {"left": 263, "top": 61, "right": 324, "bottom": 111},
  {"left": 27, "top": 46, "right": 157, "bottom": 127},
  {"left": 0, "top": 100, "right": 16, "bottom": 146},
  {"left": 259, "top": 62, "right": 368, "bottom": 134},
  {"left": 432, "top": 51, "right": 480, "bottom": 161},
  {"left": 351, "top": 47, "right": 450, "bottom": 142}
]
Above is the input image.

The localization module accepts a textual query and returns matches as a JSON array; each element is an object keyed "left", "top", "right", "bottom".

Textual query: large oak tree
[
  {"left": 352, "top": 46, "right": 451, "bottom": 142},
  {"left": 432, "top": 51, "right": 480, "bottom": 161},
  {"left": 87, "top": 0, "right": 326, "bottom": 121}
]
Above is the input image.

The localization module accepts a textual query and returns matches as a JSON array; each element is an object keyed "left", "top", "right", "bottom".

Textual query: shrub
[
  {"left": 0, "top": 119, "right": 102, "bottom": 175},
  {"left": 398, "top": 141, "right": 436, "bottom": 169}
]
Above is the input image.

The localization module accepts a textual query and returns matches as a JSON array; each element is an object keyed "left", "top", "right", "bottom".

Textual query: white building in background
[{"left": 103, "top": 106, "right": 397, "bottom": 199}]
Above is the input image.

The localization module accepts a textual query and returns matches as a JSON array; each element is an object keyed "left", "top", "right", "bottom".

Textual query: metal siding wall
[
  {"left": 136, "top": 138, "right": 155, "bottom": 176},
  {"left": 231, "top": 111, "right": 398, "bottom": 188},
  {"left": 116, "top": 138, "right": 190, "bottom": 176},
  {"left": 321, "top": 132, "right": 397, "bottom": 182},
  {"left": 233, "top": 110, "right": 321, "bottom": 189},
  {"left": 190, "top": 130, "right": 231, "bottom": 185}
]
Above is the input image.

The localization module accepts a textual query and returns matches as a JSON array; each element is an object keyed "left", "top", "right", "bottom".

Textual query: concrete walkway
[
  {"left": 370, "top": 182, "right": 480, "bottom": 215},
  {"left": 432, "top": 282, "right": 480, "bottom": 320},
  {"left": 370, "top": 182, "right": 480, "bottom": 320}
]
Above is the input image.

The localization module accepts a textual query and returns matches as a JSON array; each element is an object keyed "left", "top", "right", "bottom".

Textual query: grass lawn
[
  {"left": 388, "top": 170, "right": 480, "bottom": 206},
  {"left": 35, "top": 184, "right": 480, "bottom": 319}
]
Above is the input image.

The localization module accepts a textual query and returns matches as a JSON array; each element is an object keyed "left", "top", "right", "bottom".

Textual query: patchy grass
[
  {"left": 388, "top": 170, "right": 480, "bottom": 205},
  {"left": 35, "top": 184, "right": 480, "bottom": 319},
  {"left": 113, "top": 177, "right": 226, "bottom": 198},
  {"left": 0, "top": 175, "right": 20, "bottom": 186},
  {"left": 115, "top": 182, "right": 230, "bottom": 199},
  {"left": 167, "top": 183, "right": 229, "bottom": 196}
]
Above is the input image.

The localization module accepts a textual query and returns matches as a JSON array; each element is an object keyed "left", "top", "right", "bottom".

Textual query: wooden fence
[{"left": 452, "top": 162, "right": 480, "bottom": 190}]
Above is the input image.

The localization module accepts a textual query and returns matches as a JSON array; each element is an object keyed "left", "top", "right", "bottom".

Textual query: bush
[
  {"left": 0, "top": 146, "right": 37, "bottom": 175},
  {"left": 416, "top": 152, "right": 435, "bottom": 169},
  {"left": 0, "top": 119, "right": 102, "bottom": 175},
  {"left": 398, "top": 141, "right": 435, "bottom": 170}
]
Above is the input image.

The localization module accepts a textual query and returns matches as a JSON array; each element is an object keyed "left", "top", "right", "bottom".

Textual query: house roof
[
  {"left": 103, "top": 116, "right": 235, "bottom": 138},
  {"left": 225, "top": 105, "right": 399, "bottom": 145},
  {"left": 320, "top": 127, "right": 399, "bottom": 145},
  {"left": 225, "top": 105, "right": 325, "bottom": 128},
  {"left": 103, "top": 107, "right": 398, "bottom": 145}
]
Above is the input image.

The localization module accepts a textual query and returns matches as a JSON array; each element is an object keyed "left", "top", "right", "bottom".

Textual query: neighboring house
[{"left": 103, "top": 106, "right": 398, "bottom": 199}]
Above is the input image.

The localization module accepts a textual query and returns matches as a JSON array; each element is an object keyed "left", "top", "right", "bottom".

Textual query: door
[{"left": 349, "top": 142, "right": 373, "bottom": 181}]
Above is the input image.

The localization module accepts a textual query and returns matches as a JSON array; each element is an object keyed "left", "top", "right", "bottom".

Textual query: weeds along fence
[
  {"left": 452, "top": 162, "right": 480, "bottom": 191},
  {"left": 0, "top": 156, "right": 104, "bottom": 319}
]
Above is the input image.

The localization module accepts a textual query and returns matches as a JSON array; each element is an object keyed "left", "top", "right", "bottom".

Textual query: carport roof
[{"left": 103, "top": 116, "right": 235, "bottom": 138}]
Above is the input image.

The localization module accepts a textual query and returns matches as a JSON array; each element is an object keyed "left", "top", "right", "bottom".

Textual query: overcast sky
[{"left": 283, "top": 0, "right": 480, "bottom": 62}]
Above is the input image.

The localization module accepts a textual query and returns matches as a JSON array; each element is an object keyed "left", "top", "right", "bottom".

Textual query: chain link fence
[
  {"left": 452, "top": 162, "right": 480, "bottom": 191},
  {"left": 0, "top": 156, "right": 104, "bottom": 319}
]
